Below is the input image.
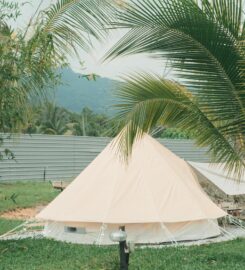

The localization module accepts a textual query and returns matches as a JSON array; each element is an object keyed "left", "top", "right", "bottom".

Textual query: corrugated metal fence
[{"left": 0, "top": 134, "right": 210, "bottom": 182}]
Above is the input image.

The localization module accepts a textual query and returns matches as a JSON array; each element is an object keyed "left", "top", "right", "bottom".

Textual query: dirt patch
[{"left": 0, "top": 205, "right": 45, "bottom": 220}]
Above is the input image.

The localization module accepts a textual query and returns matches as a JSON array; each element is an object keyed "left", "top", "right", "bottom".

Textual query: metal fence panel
[{"left": 0, "top": 134, "right": 209, "bottom": 182}]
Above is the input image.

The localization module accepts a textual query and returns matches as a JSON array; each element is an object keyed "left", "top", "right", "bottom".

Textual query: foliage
[
  {"left": 22, "top": 104, "right": 115, "bottom": 137},
  {"left": 156, "top": 128, "right": 193, "bottom": 139},
  {"left": 0, "top": 0, "right": 21, "bottom": 21},
  {"left": 70, "top": 107, "right": 118, "bottom": 137},
  {"left": 0, "top": 1, "right": 57, "bottom": 133},
  {"left": 0, "top": 0, "right": 114, "bottom": 171},
  {"left": 0, "top": 136, "right": 15, "bottom": 161},
  {"left": 0, "top": 0, "right": 113, "bottom": 133},
  {"left": 106, "top": 0, "right": 245, "bottom": 177},
  {"left": 0, "top": 182, "right": 59, "bottom": 213},
  {"left": 20, "top": 103, "right": 186, "bottom": 138},
  {"left": 38, "top": 102, "right": 70, "bottom": 135},
  {"left": 0, "top": 238, "right": 244, "bottom": 269}
]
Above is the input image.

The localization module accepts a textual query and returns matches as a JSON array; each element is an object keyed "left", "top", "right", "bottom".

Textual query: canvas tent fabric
[
  {"left": 37, "top": 135, "right": 226, "bottom": 244},
  {"left": 189, "top": 162, "right": 245, "bottom": 196}
]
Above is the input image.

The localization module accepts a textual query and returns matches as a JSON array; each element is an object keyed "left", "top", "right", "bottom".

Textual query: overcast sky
[{"left": 10, "top": 0, "right": 169, "bottom": 80}]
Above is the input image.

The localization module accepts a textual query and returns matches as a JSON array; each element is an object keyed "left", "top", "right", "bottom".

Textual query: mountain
[{"left": 53, "top": 68, "right": 118, "bottom": 115}]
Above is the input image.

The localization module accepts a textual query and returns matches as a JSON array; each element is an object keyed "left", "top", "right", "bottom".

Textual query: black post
[
  {"left": 43, "top": 167, "right": 46, "bottom": 181},
  {"left": 119, "top": 226, "right": 129, "bottom": 270}
]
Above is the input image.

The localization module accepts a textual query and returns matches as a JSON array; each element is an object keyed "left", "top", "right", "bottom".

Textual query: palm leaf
[
  {"left": 106, "top": 0, "right": 245, "bottom": 129},
  {"left": 35, "top": 0, "right": 115, "bottom": 56},
  {"left": 104, "top": 0, "right": 245, "bottom": 175},
  {"left": 114, "top": 74, "right": 245, "bottom": 178},
  {"left": 200, "top": 0, "right": 243, "bottom": 38}
]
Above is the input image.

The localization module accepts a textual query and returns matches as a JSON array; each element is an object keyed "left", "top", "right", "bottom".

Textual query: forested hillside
[{"left": 53, "top": 68, "right": 117, "bottom": 115}]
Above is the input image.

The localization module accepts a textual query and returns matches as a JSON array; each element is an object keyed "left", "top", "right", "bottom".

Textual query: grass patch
[
  {"left": 0, "top": 182, "right": 59, "bottom": 213},
  {"left": 0, "top": 238, "right": 244, "bottom": 270},
  {"left": 0, "top": 218, "right": 23, "bottom": 235}
]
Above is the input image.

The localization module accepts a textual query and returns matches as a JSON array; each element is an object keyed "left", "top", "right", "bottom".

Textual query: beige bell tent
[{"left": 37, "top": 134, "right": 226, "bottom": 244}]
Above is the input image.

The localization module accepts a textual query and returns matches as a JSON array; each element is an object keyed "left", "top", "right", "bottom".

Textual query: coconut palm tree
[
  {"left": 39, "top": 102, "right": 70, "bottom": 135},
  {"left": 71, "top": 107, "right": 115, "bottom": 136},
  {"left": 106, "top": 0, "right": 245, "bottom": 177}
]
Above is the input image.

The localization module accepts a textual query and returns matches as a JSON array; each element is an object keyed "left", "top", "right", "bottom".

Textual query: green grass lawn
[
  {"left": 0, "top": 181, "right": 245, "bottom": 269},
  {"left": 0, "top": 218, "right": 23, "bottom": 235},
  {"left": 0, "top": 181, "right": 59, "bottom": 213},
  {"left": 0, "top": 238, "right": 244, "bottom": 270},
  {"left": 0, "top": 182, "right": 59, "bottom": 236}
]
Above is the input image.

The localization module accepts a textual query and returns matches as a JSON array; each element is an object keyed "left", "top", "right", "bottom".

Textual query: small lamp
[{"left": 110, "top": 226, "right": 129, "bottom": 270}]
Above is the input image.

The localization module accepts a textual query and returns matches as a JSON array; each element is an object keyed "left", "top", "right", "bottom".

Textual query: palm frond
[
  {"left": 200, "top": 0, "right": 244, "bottom": 38},
  {"left": 114, "top": 74, "right": 245, "bottom": 178},
  {"left": 105, "top": 0, "right": 245, "bottom": 130},
  {"left": 105, "top": 0, "right": 245, "bottom": 176},
  {"left": 36, "top": 0, "right": 115, "bottom": 55}
]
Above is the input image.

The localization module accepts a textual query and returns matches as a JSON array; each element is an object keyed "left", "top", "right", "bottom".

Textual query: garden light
[{"left": 110, "top": 226, "right": 130, "bottom": 270}]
